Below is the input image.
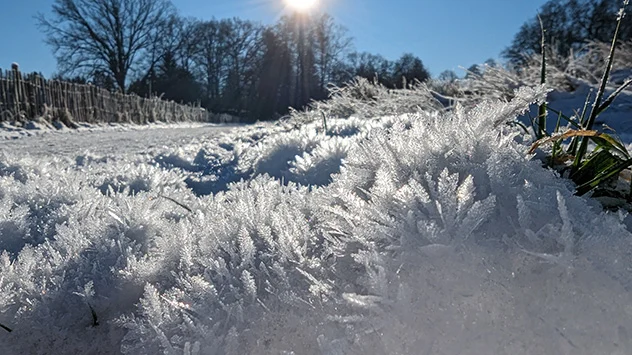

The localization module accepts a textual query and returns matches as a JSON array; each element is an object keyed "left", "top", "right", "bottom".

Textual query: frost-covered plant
[
  {"left": 308, "top": 84, "right": 632, "bottom": 354},
  {"left": 118, "top": 176, "right": 329, "bottom": 354},
  {"left": 94, "top": 163, "right": 188, "bottom": 196},
  {"left": 456, "top": 38, "right": 632, "bottom": 111},
  {"left": 289, "top": 136, "right": 351, "bottom": 186},
  {"left": 454, "top": 58, "right": 571, "bottom": 109},
  {"left": 239, "top": 129, "right": 323, "bottom": 180},
  {"left": 319, "top": 86, "right": 549, "bottom": 250},
  {"left": 236, "top": 116, "right": 380, "bottom": 187},
  {"left": 292, "top": 77, "right": 445, "bottom": 124},
  {"left": 529, "top": 39, "right": 632, "bottom": 88},
  {"left": 0, "top": 188, "right": 199, "bottom": 354}
]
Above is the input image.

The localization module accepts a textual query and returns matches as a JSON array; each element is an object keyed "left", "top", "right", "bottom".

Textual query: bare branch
[{"left": 37, "top": 0, "right": 175, "bottom": 93}]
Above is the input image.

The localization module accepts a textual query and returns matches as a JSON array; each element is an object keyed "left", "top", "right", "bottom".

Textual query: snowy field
[
  {"left": 2, "top": 84, "right": 632, "bottom": 354},
  {"left": 0, "top": 121, "right": 240, "bottom": 157}
]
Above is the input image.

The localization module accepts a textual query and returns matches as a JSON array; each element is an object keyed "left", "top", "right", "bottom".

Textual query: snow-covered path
[{"left": 1, "top": 123, "right": 239, "bottom": 157}]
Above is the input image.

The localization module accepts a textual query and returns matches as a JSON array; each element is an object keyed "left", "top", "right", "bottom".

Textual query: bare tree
[
  {"left": 254, "top": 28, "right": 292, "bottom": 119},
  {"left": 145, "top": 15, "right": 197, "bottom": 75},
  {"left": 38, "top": 0, "right": 175, "bottom": 93},
  {"left": 311, "top": 14, "right": 353, "bottom": 98},
  {"left": 221, "top": 18, "right": 264, "bottom": 112},
  {"left": 132, "top": 16, "right": 198, "bottom": 97},
  {"left": 189, "top": 18, "right": 264, "bottom": 112},
  {"left": 190, "top": 19, "right": 226, "bottom": 104}
]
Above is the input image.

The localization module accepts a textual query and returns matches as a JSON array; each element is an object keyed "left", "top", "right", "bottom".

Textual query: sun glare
[{"left": 284, "top": 0, "right": 319, "bottom": 12}]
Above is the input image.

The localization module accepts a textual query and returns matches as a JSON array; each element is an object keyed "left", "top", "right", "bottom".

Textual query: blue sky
[{"left": 0, "top": 0, "right": 549, "bottom": 77}]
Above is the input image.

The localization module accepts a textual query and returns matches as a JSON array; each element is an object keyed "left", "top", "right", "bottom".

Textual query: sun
[{"left": 284, "top": 0, "right": 319, "bottom": 12}]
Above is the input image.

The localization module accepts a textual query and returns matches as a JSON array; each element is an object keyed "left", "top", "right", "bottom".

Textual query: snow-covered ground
[
  {"left": 2, "top": 85, "right": 632, "bottom": 354},
  {"left": 1, "top": 121, "right": 241, "bottom": 157},
  {"left": 536, "top": 84, "right": 632, "bottom": 142}
]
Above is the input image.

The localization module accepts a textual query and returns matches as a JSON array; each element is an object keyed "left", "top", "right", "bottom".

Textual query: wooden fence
[{"left": 0, "top": 68, "right": 210, "bottom": 125}]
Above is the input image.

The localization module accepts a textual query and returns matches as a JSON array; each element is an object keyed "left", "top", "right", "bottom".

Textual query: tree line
[
  {"left": 37, "top": 0, "right": 431, "bottom": 121},
  {"left": 503, "top": 0, "right": 632, "bottom": 68},
  {"left": 35, "top": 0, "right": 632, "bottom": 123}
]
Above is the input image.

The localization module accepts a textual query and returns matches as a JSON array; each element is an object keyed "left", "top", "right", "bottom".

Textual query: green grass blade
[
  {"left": 551, "top": 111, "right": 563, "bottom": 166},
  {"left": 572, "top": 149, "right": 621, "bottom": 185},
  {"left": 507, "top": 120, "right": 530, "bottom": 134},
  {"left": 575, "top": 155, "right": 632, "bottom": 196},
  {"left": 537, "top": 14, "right": 547, "bottom": 139},
  {"left": 574, "top": 1, "right": 628, "bottom": 168},
  {"left": 579, "top": 88, "right": 594, "bottom": 128},
  {"left": 597, "top": 78, "right": 632, "bottom": 116},
  {"left": 591, "top": 134, "right": 630, "bottom": 159},
  {"left": 567, "top": 89, "right": 594, "bottom": 155},
  {"left": 546, "top": 107, "right": 581, "bottom": 129}
]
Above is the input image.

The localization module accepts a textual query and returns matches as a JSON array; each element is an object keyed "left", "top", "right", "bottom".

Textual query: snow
[
  {"left": 1, "top": 121, "right": 241, "bottom": 157},
  {"left": 2, "top": 84, "right": 632, "bottom": 354},
  {"left": 522, "top": 84, "right": 632, "bottom": 142}
]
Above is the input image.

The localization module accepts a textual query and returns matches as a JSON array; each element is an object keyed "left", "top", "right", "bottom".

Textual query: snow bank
[{"left": 2, "top": 84, "right": 632, "bottom": 354}]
